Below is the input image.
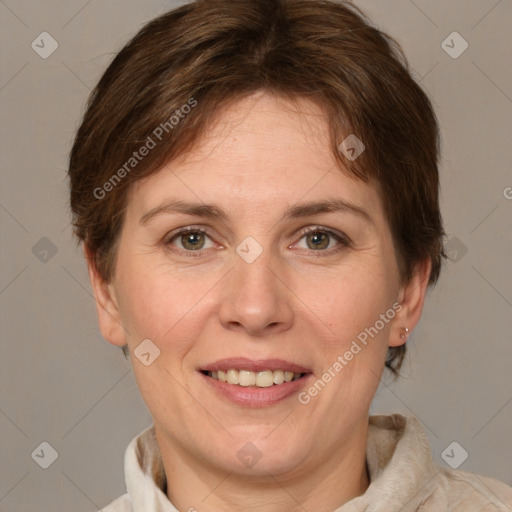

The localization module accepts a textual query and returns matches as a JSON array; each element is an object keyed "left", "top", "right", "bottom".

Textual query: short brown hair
[{"left": 67, "top": 0, "right": 446, "bottom": 375}]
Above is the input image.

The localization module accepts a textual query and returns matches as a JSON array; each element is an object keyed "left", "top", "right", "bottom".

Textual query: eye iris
[
  {"left": 307, "top": 231, "right": 329, "bottom": 250},
  {"left": 182, "top": 232, "right": 204, "bottom": 250}
]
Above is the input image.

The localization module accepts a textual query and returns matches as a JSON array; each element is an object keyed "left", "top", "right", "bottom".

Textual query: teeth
[
  {"left": 238, "top": 370, "right": 256, "bottom": 387},
  {"left": 207, "top": 369, "right": 304, "bottom": 387},
  {"left": 273, "top": 370, "right": 285, "bottom": 385},
  {"left": 256, "top": 370, "right": 274, "bottom": 387},
  {"left": 226, "top": 369, "right": 239, "bottom": 385}
]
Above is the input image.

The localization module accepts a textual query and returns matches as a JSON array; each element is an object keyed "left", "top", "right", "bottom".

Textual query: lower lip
[{"left": 200, "top": 372, "right": 311, "bottom": 407}]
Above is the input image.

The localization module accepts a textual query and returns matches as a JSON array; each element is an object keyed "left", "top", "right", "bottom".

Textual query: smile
[{"left": 199, "top": 358, "right": 313, "bottom": 407}]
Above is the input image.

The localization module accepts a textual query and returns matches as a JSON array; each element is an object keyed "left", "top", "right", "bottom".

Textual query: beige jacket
[{"left": 101, "top": 414, "right": 512, "bottom": 511}]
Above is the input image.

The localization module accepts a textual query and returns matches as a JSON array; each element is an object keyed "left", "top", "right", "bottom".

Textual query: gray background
[{"left": 0, "top": 0, "right": 511, "bottom": 510}]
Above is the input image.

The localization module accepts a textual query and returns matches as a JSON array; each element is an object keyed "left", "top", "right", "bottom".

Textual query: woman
[{"left": 67, "top": 0, "right": 512, "bottom": 510}]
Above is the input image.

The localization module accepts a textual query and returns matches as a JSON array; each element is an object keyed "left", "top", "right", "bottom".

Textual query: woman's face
[{"left": 92, "top": 92, "right": 427, "bottom": 478}]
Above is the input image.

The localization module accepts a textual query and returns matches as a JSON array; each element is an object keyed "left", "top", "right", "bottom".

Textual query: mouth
[{"left": 199, "top": 358, "right": 312, "bottom": 407}]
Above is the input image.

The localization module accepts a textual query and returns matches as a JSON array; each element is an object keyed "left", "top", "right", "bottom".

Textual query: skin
[{"left": 86, "top": 92, "right": 431, "bottom": 511}]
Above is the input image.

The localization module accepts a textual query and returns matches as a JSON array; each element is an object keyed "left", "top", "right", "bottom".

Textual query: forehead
[{"left": 127, "top": 92, "right": 383, "bottom": 223}]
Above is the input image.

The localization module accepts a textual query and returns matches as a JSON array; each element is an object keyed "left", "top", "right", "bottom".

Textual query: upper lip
[{"left": 200, "top": 358, "right": 311, "bottom": 374}]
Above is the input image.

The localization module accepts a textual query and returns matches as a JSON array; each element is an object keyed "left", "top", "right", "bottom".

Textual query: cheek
[
  {"left": 297, "top": 265, "right": 395, "bottom": 344},
  {"left": 118, "top": 269, "right": 208, "bottom": 410},
  {"left": 115, "top": 261, "right": 213, "bottom": 352}
]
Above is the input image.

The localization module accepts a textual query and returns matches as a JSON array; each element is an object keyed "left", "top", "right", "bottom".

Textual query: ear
[
  {"left": 389, "top": 257, "right": 432, "bottom": 347},
  {"left": 84, "top": 245, "right": 127, "bottom": 347}
]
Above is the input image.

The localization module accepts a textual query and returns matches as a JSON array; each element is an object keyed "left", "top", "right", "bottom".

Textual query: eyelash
[{"left": 163, "top": 225, "right": 351, "bottom": 257}]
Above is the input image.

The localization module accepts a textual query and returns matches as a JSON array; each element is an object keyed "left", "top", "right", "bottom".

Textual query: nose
[{"left": 218, "top": 249, "right": 294, "bottom": 337}]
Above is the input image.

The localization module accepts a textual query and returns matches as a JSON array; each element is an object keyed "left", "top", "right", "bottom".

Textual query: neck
[{"left": 155, "top": 421, "right": 371, "bottom": 512}]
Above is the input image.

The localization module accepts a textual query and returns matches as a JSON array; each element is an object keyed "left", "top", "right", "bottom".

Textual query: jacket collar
[{"left": 336, "top": 414, "right": 439, "bottom": 511}]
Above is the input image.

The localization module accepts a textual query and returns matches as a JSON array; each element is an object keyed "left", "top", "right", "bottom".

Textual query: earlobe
[
  {"left": 389, "top": 258, "right": 432, "bottom": 347},
  {"left": 83, "top": 245, "right": 127, "bottom": 347}
]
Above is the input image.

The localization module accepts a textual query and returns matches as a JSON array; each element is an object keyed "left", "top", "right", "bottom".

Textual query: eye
[
  {"left": 166, "top": 228, "right": 215, "bottom": 251},
  {"left": 294, "top": 227, "right": 349, "bottom": 252}
]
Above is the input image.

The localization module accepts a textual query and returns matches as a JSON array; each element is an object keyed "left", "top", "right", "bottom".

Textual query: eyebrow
[{"left": 139, "top": 198, "right": 373, "bottom": 226}]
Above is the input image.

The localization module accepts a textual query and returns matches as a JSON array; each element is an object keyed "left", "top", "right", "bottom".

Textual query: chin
[{"left": 211, "top": 427, "right": 312, "bottom": 478}]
